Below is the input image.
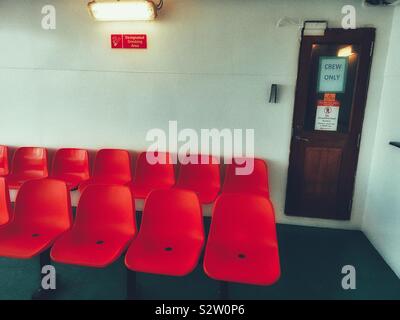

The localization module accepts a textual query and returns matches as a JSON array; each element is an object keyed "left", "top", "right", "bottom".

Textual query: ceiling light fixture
[{"left": 88, "top": 0, "right": 163, "bottom": 21}]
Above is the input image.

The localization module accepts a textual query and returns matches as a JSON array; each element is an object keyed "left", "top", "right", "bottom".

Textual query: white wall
[
  {"left": 362, "top": 6, "right": 400, "bottom": 278},
  {"left": 0, "top": 0, "right": 395, "bottom": 229}
]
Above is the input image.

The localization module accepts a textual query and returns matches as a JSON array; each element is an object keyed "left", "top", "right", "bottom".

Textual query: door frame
[{"left": 285, "top": 28, "right": 375, "bottom": 220}]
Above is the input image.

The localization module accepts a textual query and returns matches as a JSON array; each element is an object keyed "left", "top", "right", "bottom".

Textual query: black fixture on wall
[
  {"left": 389, "top": 141, "right": 400, "bottom": 149},
  {"left": 269, "top": 84, "right": 279, "bottom": 103}
]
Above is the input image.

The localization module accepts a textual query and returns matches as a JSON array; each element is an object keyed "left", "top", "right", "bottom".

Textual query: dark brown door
[{"left": 285, "top": 28, "right": 375, "bottom": 220}]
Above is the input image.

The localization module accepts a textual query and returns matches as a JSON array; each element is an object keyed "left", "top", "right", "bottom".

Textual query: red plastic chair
[
  {"left": 51, "top": 185, "right": 137, "bottom": 267},
  {"left": 6, "top": 147, "right": 48, "bottom": 190},
  {"left": 175, "top": 155, "right": 220, "bottom": 204},
  {"left": 125, "top": 189, "right": 205, "bottom": 276},
  {"left": 203, "top": 194, "right": 280, "bottom": 285},
  {"left": 0, "top": 146, "right": 9, "bottom": 177},
  {"left": 128, "top": 151, "right": 175, "bottom": 199},
  {"left": 78, "top": 149, "right": 132, "bottom": 193},
  {"left": 0, "top": 179, "right": 72, "bottom": 259},
  {"left": 222, "top": 158, "right": 270, "bottom": 198},
  {"left": 51, "top": 148, "right": 90, "bottom": 190},
  {"left": 0, "top": 177, "right": 11, "bottom": 226}
]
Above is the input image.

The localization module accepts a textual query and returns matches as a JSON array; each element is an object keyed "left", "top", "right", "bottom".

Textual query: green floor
[{"left": 0, "top": 216, "right": 399, "bottom": 300}]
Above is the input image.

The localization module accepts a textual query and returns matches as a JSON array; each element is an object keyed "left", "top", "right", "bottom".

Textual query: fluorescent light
[
  {"left": 303, "top": 21, "right": 328, "bottom": 36},
  {"left": 88, "top": 1, "right": 157, "bottom": 21}
]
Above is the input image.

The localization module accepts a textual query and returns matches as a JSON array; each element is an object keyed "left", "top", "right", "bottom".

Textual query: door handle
[{"left": 295, "top": 136, "right": 310, "bottom": 142}]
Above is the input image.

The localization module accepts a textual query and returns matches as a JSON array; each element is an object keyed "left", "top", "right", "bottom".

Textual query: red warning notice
[
  {"left": 315, "top": 100, "right": 341, "bottom": 131},
  {"left": 111, "top": 34, "right": 147, "bottom": 49},
  {"left": 111, "top": 34, "right": 123, "bottom": 48},
  {"left": 123, "top": 34, "right": 147, "bottom": 49}
]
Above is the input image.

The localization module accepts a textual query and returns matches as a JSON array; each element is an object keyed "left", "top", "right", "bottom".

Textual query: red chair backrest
[
  {"left": 13, "top": 179, "right": 72, "bottom": 231},
  {"left": 11, "top": 147, "right": 48, "bottom": 176},
  {"left": 134, "top": 151, "right": 175, "bottom": 187},
  {"left": 75, "top": 185, "right": 136, "bottom": 235},
  {"left": 223, "top": 158, "right": 269, "bottom": 197},
  {"left": 0, "top": 146, "right": 9, "bottom": 176},
  {"left": 92, "top": 149, "right": 132, "bottom": 181},
  {"left": 209, "top": 194, "right": 277, "bottom": 247},
  {"left": 140, "top": 189, "right": 204, "bottom": 241},
  {"left": 0, "top": 177, "right": 11, "bottom": 225},
  {"left": 52, "top": 148, "right": 90, "bottom": 179},
  {"left": 176, "top": 155, "right": 220, "bottom": 190}
]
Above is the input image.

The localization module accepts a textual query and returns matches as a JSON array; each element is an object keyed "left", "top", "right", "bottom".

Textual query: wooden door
[{"left": 285, "top": 28, "right": 375, "bottom": 220}]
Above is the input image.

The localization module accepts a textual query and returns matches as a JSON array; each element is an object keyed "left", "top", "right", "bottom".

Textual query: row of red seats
[
  {"left": 0, "top": 179, "right": 280, "bottom": 286},
  {"left": 0, "top": 146, "right": 270, "bottom": 204}
]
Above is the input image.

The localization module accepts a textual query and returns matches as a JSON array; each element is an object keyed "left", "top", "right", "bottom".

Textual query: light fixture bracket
[{"left": 302, "top": 20, "right": 328, "bottom": 37}]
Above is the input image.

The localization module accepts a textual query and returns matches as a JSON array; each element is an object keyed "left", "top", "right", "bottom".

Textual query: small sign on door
[
  {"left": 317, "top": 57, "right": 348, "bottom": 93},
  {"left": 315, "top": 100, "right": 340, "bottom": 131}
]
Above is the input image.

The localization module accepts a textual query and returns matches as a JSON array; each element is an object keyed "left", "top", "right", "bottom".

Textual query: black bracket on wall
[
  {"left": 269, "top": 84, "right": 279, "bottom": 103},
  {"left": 389, "top": 141, "right": 400, "bottom": 149}
]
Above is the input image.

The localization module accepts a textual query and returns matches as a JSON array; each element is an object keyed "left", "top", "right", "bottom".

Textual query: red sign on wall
[{"left": 111, "top": 34, "right": 147, "bottom": 49}]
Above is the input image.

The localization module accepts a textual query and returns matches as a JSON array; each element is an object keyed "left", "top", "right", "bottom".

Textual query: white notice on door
[{"left": 315, "top": 100, "right": 340, "bottom": 131}]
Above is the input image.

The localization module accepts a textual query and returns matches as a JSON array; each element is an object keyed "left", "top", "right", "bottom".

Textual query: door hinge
[
  {"left": 357, "top": 133, "right": 361, "bottom": 148},
  {"left": 370, "top": 41, "right": 374, "bottom": 57}
]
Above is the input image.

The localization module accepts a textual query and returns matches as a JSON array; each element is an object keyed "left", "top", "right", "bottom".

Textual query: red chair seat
[
  {"left": 125, "top": 189, "right": 204, "bottom": 276},
  {"left": 194, "top": 186, "right": 220, "bottom": 204},
  {"left": 204, "top": 242, "right": 280, "bottom": 285},
  {"left": 128, "top": 184, "right": 155, "bottom": 199},
  {"left": 125, "top": 238, "right": 203, "bottom": 276},
  {"left": 0, "top": 226, "right": 67, "bottom": 259},
  {"left": 203, "top": 194, "right": 280, "bottom": 285},
  {"left": 50, "top": 231, "right": 133, "bottom": 268},
  {"left": 174, "top": 186, "right": 220, "bottom": 204},
  {"left": 79, "top": 176, "right": 130, "bottom": 192},
  {"left": 222, "top": 158, "right": 270, "bottom": 198},
  {"left": 0, "top": 179, "right": 72, "bottom": 259},
  {"left": 128, "top": 151, "right": 175, "bottom": 199},
  {"left": 7, "top": 173, "right": 47, "bottom": 189},
  {"left": 0, "top": 178, "right": 11, "bottom": 226},
  {"left": 175, "top": 155, "right": 220, "bottom": 204},
  {"left": 51, "top": 185, "right": 137, "bottom": 268},
  {"left": 51, "top": 148, "right": 90, "bottom": 190},
  {"left": 0, "top": 146, "right": 9, "bottom": 177},
  {"left": 78, "top": 149, "right": 132, "bottom": 193},
  {"left": 129, "top": 182, "right": 173, "bottom": 199},
  {"left": 6, "top": 147, "right": 48, "bottom": 190},
  {"left": 52, "top": 174, "right": 86, "bottom": 190}
]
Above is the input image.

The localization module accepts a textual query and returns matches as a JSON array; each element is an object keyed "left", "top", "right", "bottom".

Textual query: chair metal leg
[
  {"left": 219, "top": 281, "right": 229, "bottom": 300},
  {"left": 32, "top": 249, "right": 58, "bottom": 300},
  {"left": 39, "top": 248, "right": 51, "bottom": 268},
  {"left": 126, "top": 269, "right": 137, "bottom": 300}
]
